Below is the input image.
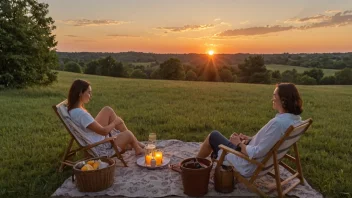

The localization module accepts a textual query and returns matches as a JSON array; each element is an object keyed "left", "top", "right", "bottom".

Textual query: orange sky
[{"left": 42, "top": 0, "right": 352, "bottom": 53}]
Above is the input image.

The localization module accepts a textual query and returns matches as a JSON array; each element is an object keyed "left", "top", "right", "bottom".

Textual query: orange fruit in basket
[
  {"left": 87, "top": 160, "right": 95, "bottom": 166},
  {"left": 93, "top": 161, "right": 100, "bottom": 170},
  {"left": 81, "top": 164, "right": 94, "bottom": 171}
]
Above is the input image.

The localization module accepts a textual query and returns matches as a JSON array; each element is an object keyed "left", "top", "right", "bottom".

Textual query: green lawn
[
  {"left": 0, "top": 71, "right": 351, "bottom": 197},
  {"left": 266, "top": 64, "right": 339, "bottom": 76}
]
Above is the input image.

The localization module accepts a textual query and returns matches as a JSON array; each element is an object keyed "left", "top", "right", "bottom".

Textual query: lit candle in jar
[
  {"left": 145, "top": 154, "right": 153, "bottom": 166},
  {"left": 154, "top": 151, "right": 163, "bottom": 166}
]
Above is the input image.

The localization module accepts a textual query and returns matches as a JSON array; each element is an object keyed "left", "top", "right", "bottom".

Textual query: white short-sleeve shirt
[
  {"left": 69, "top": 108, "right": 105, "bottom": 143},
  {"left": 218, "top": 113, "right": 302, "bottom": 177}
]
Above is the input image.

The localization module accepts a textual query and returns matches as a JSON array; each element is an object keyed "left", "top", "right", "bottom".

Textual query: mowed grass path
[
  {"left": 0, "top": 71, "right": 351, "bottom": 197},
  {"left": 266, "top": 64, "right": 339, "bottom": 76}
]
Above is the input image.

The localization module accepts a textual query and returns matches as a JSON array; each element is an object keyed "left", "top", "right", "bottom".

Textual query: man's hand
[
  {"left": 229, "top": 132, "right": 238, "bottom": 140},
  {"left": 239, "top": 133, "right": 251, "bottom": 144},
  {"left": 229, "top": 135, "right": 241, "bottom": 146}
]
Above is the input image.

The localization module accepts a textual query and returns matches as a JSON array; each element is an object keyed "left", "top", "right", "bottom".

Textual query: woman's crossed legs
[{"left": 95, "top": 106, "right": 145, "bottom": 155}]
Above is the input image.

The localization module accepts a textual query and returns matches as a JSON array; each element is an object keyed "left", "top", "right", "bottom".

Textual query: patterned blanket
[{"left": 52, "top": 140, "right": 322, "bottom": 197}]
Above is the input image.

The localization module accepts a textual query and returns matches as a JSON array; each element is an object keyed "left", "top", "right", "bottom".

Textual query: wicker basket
[{"left": 73, "top": 157, "right": 115, "bottom": 192}]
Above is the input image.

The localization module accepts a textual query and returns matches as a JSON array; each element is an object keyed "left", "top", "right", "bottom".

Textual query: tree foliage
[
  {"left": 159, "top": 58, "right": 185, "bottom": 80},
  {"left": 219, "top": 68, "right": 234, "bottom": 82},
  {"left": 185, "top": 70, "right": 197, "bottom": 81},
  {"left": 296, "top": 75, "right": 317, "bottom": 85},
  {"left": 281, "top": 69, "right": 298, "bottom": 83},
  {"left": 84, "top": 60, "right": 98, "bottom": 74},
  {"left": 320, "top": 76, "right": 336, "bottom": 85},
  {"left": 130, "top": 69, "right": 147, "bottom": 79},
  {"left": 150, "top": 68, "right": 161, "bottom": 79},
  {"left": 238, "top": 55, "right": 271, "bottom": 84},
  {"left": 335, "top": 68, "right": 352, "bottom": 85},
  {"left": 303, "top": 68, "right": 324, "bottom": 82},
  {"left": 64, "top": 61, "right": 81, "bottom": 73},
  {"left": 0, "top": 0, "right": 58, "bottom": 88}
]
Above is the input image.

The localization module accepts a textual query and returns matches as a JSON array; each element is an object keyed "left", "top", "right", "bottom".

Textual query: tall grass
[{"left": 0, "top": 71, "right": 351, "bottom": 197}]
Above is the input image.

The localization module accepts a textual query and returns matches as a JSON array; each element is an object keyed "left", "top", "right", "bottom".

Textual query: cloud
[
  {"left": 325, "top": 10, "right": 342, "bottom": 14},
  {"left": 217, "top": 10, "right": 352, "bottom": 37},
  {"left": 240, "top": 20, "right": 250, "bottom": 25},
  {"left": 65, "top": 35, "right": 79, "bottom": 37},
  {"left": 74, "top": 39, "right": 95, "bottom": 43},
  {"left": 156, "top": 24, "right": 215, "bottom": 32},
  {"left": 220, "top": 21, "right": 232, "bottom": 27},
  {"left": 299, "top": 10, "right": 352, "bottom": 29},
  {"left": 214, "top": 18, "right": 221, "bottom": 21},
  {"left": 60, "top": 19, "right": 130, "bottom": 27},
  {"left": 217, "top": 25, "right": 294, "bottom": 37},
  {"left": 285, "top": 14, "right": 329, "bottom": 24},
  {"left": 107, "top": 34, "right": 140, "bottom": 38}
]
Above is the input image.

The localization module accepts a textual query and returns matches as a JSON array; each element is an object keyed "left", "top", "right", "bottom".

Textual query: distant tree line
[
  {"left": 59, "top": 54, "right": 352, "bottom": 85},
  {"left": 271, "top": 68, "right": 352, "bottom": 85},
  {"left": 264, "top": 53, "right": 352, "bottom": 69},
  {"left": 58, "top": 52, "right": 352, "bottom": 71}
]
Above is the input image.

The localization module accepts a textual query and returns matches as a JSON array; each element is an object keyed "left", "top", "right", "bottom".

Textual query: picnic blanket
[{"left": 52, "top": 140, "right": 322, "bottom": 197}]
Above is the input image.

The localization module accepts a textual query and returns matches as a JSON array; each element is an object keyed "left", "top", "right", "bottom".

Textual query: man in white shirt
[{"left": 197, "top": 83, "right": 303, "bottom": 177}]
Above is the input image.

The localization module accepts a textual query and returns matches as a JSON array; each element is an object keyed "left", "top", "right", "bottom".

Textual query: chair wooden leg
[
  {"left": 273, "top": 151, "right": 284, "bottom": 198},
  {"left": 236, "top": 174, "right": 267, "bottom": 197},
  {"left": 293, "top": 143, "right": 304, "bottom": 185},
  {"left": 111, "top": 140, "right": 128, "bottom": 167},
  {"left": 59, "top": 137, "right": 74, "bottom": 172},
  {"left": 215, "top": 150, "right": 227, "bottom": 169}
]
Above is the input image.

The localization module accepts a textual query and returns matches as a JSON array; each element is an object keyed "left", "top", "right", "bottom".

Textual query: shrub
[
  {"left": 64, "top": 61, "right": 82, "bottom": 73},
  {"left": 185, "top": 70, "right": 197, "bottom": 81},
  {"left": 130, "top": 69, "right": 147, "bottom": 79}
]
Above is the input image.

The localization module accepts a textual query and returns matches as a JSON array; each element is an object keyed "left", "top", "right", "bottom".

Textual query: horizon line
[{"left": 56, "top": 51, "right": 352, "bottom": 55}]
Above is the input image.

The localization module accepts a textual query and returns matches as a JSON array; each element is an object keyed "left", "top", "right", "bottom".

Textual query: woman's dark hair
[
  {"left": 276, "top": 83, "right": 303, "bottom": 115},
  {"left": 67, "top": 79, "right": 90, "bottom": 111}
]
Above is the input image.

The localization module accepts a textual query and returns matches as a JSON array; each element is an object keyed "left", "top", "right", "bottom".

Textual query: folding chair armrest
[
  {"left": 84, "top": 136, "right": 118, "bottom": 150},
  {"left": 219, "top": 144, "right": 263, "bottom": 167}
]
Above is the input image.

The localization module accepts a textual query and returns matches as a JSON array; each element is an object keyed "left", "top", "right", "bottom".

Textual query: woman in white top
[
  {"left": 67, "top": 79, "right": 144, "bottom": 156},
  {"left": 197, "top": 83, "right": 303, "bottom": 177}
]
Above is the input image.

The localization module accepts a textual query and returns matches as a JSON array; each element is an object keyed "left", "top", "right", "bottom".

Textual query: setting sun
[{"left": 208, "top": 50, "right": 214, "bottom": 56}]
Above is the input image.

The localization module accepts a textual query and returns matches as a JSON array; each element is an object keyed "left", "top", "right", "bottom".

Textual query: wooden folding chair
[
  {"left": 53, "top": 100, "right": 128, "bottom": 172},
  {"left": 216, "top": 118, "right": 313, "bottom": 198}
]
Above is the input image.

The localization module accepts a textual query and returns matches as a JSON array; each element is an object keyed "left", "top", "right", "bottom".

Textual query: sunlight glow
[{"left": 208, "top": 50, "right": 214, "bottom": 55}]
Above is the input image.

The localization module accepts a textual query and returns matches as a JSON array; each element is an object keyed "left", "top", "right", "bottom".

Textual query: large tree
[
  {"left": 238, "top": 55, "right": 270, "bottom": 84},
  {"left": 0, "top": 0, "right": 58, "bottom": 88},
  {"left": 159, "top": 58, "right": 185, "bottom": 80}
]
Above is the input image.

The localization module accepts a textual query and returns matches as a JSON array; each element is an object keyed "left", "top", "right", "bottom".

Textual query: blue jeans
[{"left": 209, "top": 130, "right": 240, "bottom": 159}]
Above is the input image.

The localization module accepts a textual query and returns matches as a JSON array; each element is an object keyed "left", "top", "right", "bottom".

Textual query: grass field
[
  {"left": 266, "top": 64, "right": 339, "bottom": 76},
  {"left": 0, "top": 71, "right": 351, "bottom": 197}
]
